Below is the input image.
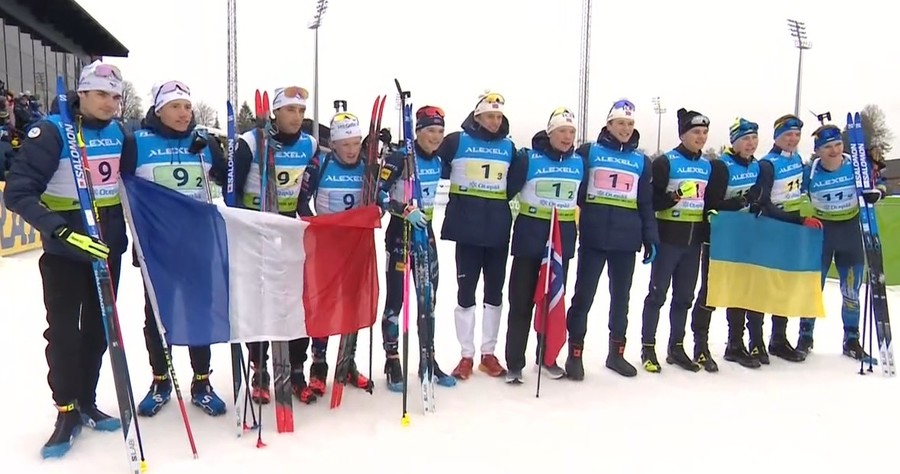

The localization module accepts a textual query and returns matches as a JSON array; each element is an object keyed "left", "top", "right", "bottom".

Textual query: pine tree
[{"left": 237, "top": 101, "right": 255, "bottom": 133}]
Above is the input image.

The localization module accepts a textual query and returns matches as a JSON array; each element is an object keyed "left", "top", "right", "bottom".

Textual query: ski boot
[
  {"left": 566, "top": 342, "right": 585, "bottom": 381},
  {"left": 606, "top": 338, "right": 637, "bottom": 377},
  {"left": 843, "top": 337, "right": 877, "bottom": 365},
  {"left": 385, "top": 357, "right": 404, "bottom": 393},
  {"left": 641, "top": 344, "right": 661, "bottom": 373},
  {"left": 137, "top": 374, "right": 172, "bottom": 417},
  {"left": 433, "top": 361, "right": 457, "bottom": 387},
  {"left": 40, "top": 403, "right": 82, "bottom": 459},
  {"left": 191, "top": 373, "right": 226, "bottom": 416},
  {"left": 309, "top": 360, "right": 328, "bottom": 396},
  {"left": 451, "top": 357, "right": 474, "bottom": 380},
  {"left": 290, "top": 369, "right": 318, "bottom": 404},
  {"left": 667, "top": 342, "right": 701, "bottom": 372},
  {"left": 768, "top": 336, "right": 805, "bottom": 362},
  {"left": 693, "top": 342, "right": 719, "bottom": 373},
  {"left": 347, "top": 359, "right": 374, "bottom": 392},
  {"left": 748, "top": 339, "right": 770, "bottom": 365},
  {"left": 78, "top": 403, "right": 120, "bottom": 432},
  {"left": 250, "top": 362, "right": 271, "bottom": 404},
  {"left": 796, "top": 335, "right": 814, "bottom": 358},
  {"left": 724, "top": 340, "right": 761, "bottom": 368}
]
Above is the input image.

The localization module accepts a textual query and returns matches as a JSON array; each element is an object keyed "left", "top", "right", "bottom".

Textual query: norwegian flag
[{"left": 533, "top": 207, "right": 567, "bottom": 366}]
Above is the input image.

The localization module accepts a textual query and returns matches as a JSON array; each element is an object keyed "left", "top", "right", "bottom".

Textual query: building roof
[{"left": 0, "top": 0, "right": 128, "bottom": 57}]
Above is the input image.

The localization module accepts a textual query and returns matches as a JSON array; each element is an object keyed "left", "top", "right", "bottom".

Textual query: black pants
[
  {"left": 726, "top": 308, "right": 764, "bottom": 344},
  {"left": 142, "top": 287, "right": 211, "bottom": 377},
  {"left": 246, "top": 338, "right": 310, "bottom": 370},
  {"left": 455, "top": 242, "right": 508, "bottom": 308},
  {"left": 40, "top": 253, "right": 122, "bottom": 407},
  {"left": 641, "top": 242, "right": 701, "bottom": 346},
  {"left": 567, "top": 247, "right": 636, "bottom": 343},
  {"left": 689, "top": 243, "right": 714, "bottom": 345},
  {"left": 382, "top": 220, "right": 439, "bottom": 357},
  {"left": 504, "top": 256, "right": 570, "bottom": 372}
]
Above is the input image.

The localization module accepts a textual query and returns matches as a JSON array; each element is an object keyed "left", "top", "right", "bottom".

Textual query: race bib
[
  {"left": 90, "top": 157, "right": 120, "bottom": 185},
  {"left": 153, "top": 164, "right": 205, "bottom": 190},
  {"left": 535, "top": 180, "right": 576, "bottom": 200},
  {"left": 465, "top": 160, "right": 505, "bottom": 181}
]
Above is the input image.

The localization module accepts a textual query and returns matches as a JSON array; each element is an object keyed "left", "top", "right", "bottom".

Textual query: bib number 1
[{"left": 536, "top": 181, "right": 576, "bottom": 199}]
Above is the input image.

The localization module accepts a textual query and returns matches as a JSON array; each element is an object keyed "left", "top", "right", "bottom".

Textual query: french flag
[{"left": 119, "top": 174, "right": 379, "bottom": 346}]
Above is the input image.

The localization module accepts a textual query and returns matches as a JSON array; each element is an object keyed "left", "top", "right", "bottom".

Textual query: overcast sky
[{"left": 76, "top": 0, "right": 900, "bottom": 157}]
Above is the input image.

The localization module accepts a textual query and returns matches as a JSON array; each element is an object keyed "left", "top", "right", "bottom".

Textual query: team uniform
[
  {"left": 503, "top": 109, "right": 586, "bottom": 383},
  {"left": 297, "top": 112, "right": 374, "bottom": 396},
  {"left": 435, "top": 92, "right": 519, "bottom": 379},
  {"left": 209, "top": 88, "right": 318, "bottom": 404},
  {"left": 565, "top": 100, "right": 659, "bottom": 379},
  {"left": 120, "top": 80, "right": 228, "bottom": 417},
  {"left": 694, "top": 118, "right": 767, "bottom": 369},
  {"left": 2, "top": 62, "right": 126, "bottom": 458},
  {"left": 378, "top": 127, "right": 456, "bottom": 390},
  {"left": 799, "top": 125, "right": 883, "bottom": 361},
  {"left": 753, "top": 115, "right": 812, "bottom": 362}
]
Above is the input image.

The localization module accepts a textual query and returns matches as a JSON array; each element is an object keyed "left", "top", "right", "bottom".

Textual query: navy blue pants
[
  {"left": 640, "top": 242, "right": 702, "bottom": 346},
  {"left": 381, "top": 220, "right": 439, "bottom": 357},
  {"left": 566, "top": 247, "right": 637, "bottom": 343},
  {"left": 455, "top": 242, "right": 508, "bottom": 308}
]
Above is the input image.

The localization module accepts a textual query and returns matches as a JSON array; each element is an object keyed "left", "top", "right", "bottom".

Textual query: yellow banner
[{"left": 0, "top": 182, "right": 42, "bottom": 256}]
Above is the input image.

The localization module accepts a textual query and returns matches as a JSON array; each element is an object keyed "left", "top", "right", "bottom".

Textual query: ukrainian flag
[{"left": 707, "top": 211, "right": 825, "bottom": 317}]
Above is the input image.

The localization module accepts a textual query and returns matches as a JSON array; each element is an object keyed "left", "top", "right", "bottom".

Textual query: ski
[
  {"left": 847, "top": 112, "right": 895, "bottom": 377},
  {"left": 224, "top": 100, "right": 251, "bottom": 437},
  {"left": 395, "top": 79, "right": 436, "bottom": 415},
  {"left": 330, "top": 95, "right": 384, "bottom": 409},
  {"left": 255, "top": 90, "right": 294, "bottom": 432},
  {"left": 55, "top": 77, "right": 145, "bottom": 472}
]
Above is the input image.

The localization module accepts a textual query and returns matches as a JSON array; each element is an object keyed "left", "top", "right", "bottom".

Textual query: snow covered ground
[{"left": 1, "top": 206, "right": 898, "bottom": 474}]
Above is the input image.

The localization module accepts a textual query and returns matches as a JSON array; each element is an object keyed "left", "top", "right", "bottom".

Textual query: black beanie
[{"left": 677, "top": 108, "right": 709, "bottom": 136}]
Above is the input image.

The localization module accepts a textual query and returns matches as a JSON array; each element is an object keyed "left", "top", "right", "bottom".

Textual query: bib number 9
[
  {"left": 153, "top": 164, "right": 204, "bottom": 189},
  {"left": 535, "top": 181, "right": 576, "bottom": 200},
  {"left": 91, "top": 158, "right": 120, "bottom": 184}
]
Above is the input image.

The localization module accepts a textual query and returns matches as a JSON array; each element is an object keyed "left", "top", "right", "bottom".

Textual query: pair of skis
[
  {"left": 254, "top": 90, "right": 295, "bottom": 433},
  {"left": 329, "top": 95, "right": 385, "bottom": 408},
  {"left": 394, "top": 79, "right": 437, "bottom": 423},
  {"left": 846, "top": 112, "right": 895, "bottom": 377}
]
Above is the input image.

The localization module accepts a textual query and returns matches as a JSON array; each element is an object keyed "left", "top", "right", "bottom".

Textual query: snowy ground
[{"left": 1, "top": 206, "right": 898, "bottom": 474}]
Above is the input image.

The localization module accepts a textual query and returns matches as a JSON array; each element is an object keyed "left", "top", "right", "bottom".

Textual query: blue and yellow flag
[{"left": 707, "top": 211, "right": 825, "bottom": 317}]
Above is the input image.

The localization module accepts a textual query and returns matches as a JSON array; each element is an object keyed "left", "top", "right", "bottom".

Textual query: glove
[
  {"left": 801, "top": 217, "right": 823, "bottom": 230},
  {"left": 862, "top": 188, "right": 883, "bottom": 204},
  {"left": 377, "top": 190, "right": 390, "bottom": 209},
  {"left": 706, "top": 209, "right": 718, "bottom": 222},
  {"left": 55, "top": 226, "right": 110, "bottom": 260},
  {"left": 187, "top": 129, "right": 209, "bottom": 154},
  {"left": 642, "top": 242, "right": 657, "bottom": 265},
  {"left": 402, "top": 205, "right": 428, "bottom": 229},
  {"left": 676, "top": 180, "right": 698, "bottom": 198}
]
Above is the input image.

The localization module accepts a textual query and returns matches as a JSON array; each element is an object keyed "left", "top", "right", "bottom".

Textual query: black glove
[{"left": 188, "top": 129, "right": 209, "bottom": 154}]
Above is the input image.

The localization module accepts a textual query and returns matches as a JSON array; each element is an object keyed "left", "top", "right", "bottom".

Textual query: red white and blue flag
[{"left": 533, "top": 207, "right": 567, "bottom": 366}]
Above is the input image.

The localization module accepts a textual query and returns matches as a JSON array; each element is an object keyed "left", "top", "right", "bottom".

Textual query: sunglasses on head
[
  {"left": 417, "top": 106, "right": 445, "bottom": 119},
  {"left": 550, "top": 107, "right": 575, "bottom": 120},
  {"left": 280, "top": 86, "right": 309, "bottom": 100},
  {"left": 776, "top": 116, "right": 803, "bottom": 130},
  {"left": 92, "top": 64, "right": 122, "bottom": 81},
  {"left": 333, "top": 112, "right": 358, "bottom": 123},
  {"left": 154, "top": 80, "right": 190, "bottom": 104},
  {"left": 478, "top": 92, "right": 505, "bottom": 106},
  {"left": 612, "top": 99, "right": 635, "bottom": 111},
  {"left": 690, "top": 115, "right": 710, "bottom": 126}
]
